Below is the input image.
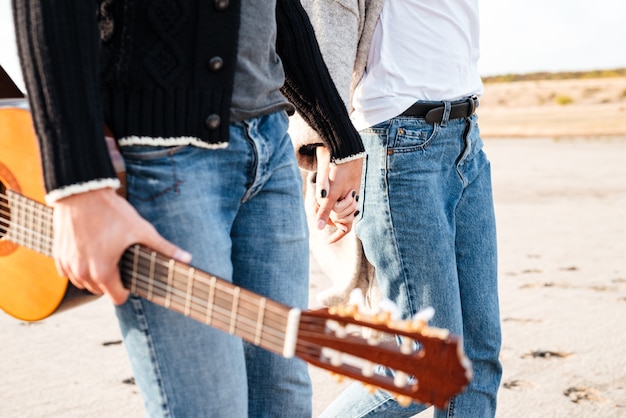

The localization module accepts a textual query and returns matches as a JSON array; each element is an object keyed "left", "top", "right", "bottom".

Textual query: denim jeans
[
  {"left": 114, "top": 111, "right": 312, "bottom": 417},
  {"left": 321, "top": 112, "right": 502, "bottom": 417}
]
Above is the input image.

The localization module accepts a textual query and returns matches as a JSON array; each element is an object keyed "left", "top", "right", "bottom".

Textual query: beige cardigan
[{"left": 290, "top": 0, "right": 384, "bottom": 307}]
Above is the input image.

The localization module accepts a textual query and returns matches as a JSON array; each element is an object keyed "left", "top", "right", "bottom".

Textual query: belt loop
[
  {"left": 467, "top": 95, "right": 477, "bottom": 116},
  {"left": 440, "top": 101, "right": 451, "bottom": 127}
]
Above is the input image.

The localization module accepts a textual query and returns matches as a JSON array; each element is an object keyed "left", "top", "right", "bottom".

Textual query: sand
[{"left": 1, "top": 78, "right": 626, "bottom": 417}]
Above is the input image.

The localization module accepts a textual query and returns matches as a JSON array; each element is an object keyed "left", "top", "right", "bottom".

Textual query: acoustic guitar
[{"left": 0, "top": 98, "right": 472, "bottom": 409}]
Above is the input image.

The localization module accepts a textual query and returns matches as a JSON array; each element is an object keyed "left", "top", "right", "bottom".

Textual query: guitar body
[{"left": 0, "top": 100, "right": 95, "bottom": 321}]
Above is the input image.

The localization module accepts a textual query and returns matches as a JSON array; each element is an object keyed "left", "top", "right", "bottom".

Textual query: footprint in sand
[
  {"left": 503, "top": 379, "right": 536, "bottom": 391},
  {"left": 521, "top": 350, "right": 574, "bottom": 359},
  {"left": 502, "top": 317, "right": 542, "bottom": 323},
  {"left": 123, "top": 377, "right": 136, "bottom": 385},
  {"left": 563, "top": 386, "right": 605, "bottom": 403}
]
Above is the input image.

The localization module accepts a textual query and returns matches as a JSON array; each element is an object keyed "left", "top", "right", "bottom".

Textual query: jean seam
[{"left": 130, "top": 296, "right": 172, "bottom": 417}]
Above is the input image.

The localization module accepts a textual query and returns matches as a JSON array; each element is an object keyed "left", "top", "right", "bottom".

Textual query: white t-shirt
[{"left": 351, "top": 0, "right": 483, "bottom": 130}]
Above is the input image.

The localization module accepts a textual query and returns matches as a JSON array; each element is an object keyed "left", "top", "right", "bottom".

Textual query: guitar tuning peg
[
  {"left": 412, "top": 306, "right": 435, "bottom": 323},
  {"left": 361, "top": 361, "right": 375, "bottom": 377},
  {"left": 348, "top": 288, "right": 366, "bottom": 307},
  {"left": 393, "top": 371, "right": 409, "bottom": 388},
  {"left": 378, "top": 299, "right": 401, "bottom": 318},
  {"left": 329, "top": 304, "right": 357, "bottom": 318},
  {"left": 374, "top": 310, "right": 392, "bottom": 324}
]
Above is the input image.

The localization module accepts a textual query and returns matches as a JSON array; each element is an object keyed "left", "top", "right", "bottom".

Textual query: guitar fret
[
  {"left": 35, "top": 199, "right": 45, "bottom": 255},
  {"left": 148, "top": 251, "right": 157, "bottom": 298},
  {"left": 229, "top": 287, "right": 240, "bottom": 335},
  {"left": 254, "top": 297, "right": 267, "bottom": 346},
  {"left": 28, "top": 199, "right": 36, "bottom": 251},
  {"left": 25, "top": 198, "right": 33, "bottom": 250},
  {"left": 184, "top": 268, "right": 195, "bottom": 316},
  {"left": 205, "top": 276, "right": 217, "bottom": 325},
  {"left": 131, "top": 245, "right": 140, "bottom": 294},
  {"left": 23, "top": 197, "right": 31, "bottom": 249},
  {"left": 164, "top": 258, "right": 174, "bottom": 309},
  {"left": 154, "top": 259, "right": 173, "bottom": 301}
]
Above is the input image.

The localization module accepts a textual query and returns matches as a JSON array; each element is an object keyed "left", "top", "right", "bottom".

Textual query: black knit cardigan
[{"left": 12, "top": 0, "right": 364, "bottom": 193}]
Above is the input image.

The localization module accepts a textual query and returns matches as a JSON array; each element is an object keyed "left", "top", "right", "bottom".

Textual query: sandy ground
[{"left": 2, "top": 78, "right": 626, "bottom": 417}]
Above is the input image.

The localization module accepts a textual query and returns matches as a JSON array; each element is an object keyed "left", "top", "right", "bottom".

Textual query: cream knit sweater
[{"left": 290, "top": 0, "right": 384, "bottom": 307}]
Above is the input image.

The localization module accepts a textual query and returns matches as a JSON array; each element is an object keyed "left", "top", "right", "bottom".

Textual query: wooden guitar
[{"left": 0, "top": 99, "right": 472, "bottom": 409}]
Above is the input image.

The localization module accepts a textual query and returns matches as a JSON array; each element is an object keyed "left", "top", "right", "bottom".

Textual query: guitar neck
[
  {"left": 119, "top": 244, "right": 300, "bottom": 357},
  {"left": 1, "top": 190, "right": 299, "bottom": 357}
]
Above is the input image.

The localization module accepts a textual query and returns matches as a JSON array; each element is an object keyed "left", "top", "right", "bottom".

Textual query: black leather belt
[{"left": 400, "top": 96, "right": 479, "bottom": 123}]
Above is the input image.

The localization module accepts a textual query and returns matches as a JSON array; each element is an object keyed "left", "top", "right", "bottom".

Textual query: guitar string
[
  {"left": 121, "top": 269, "right": 289, "bottom": 353},
  {"left": 0, "top": 196, "right": 53, "bottom": 255},
  {"left": 118, "top": 255, "right": 291, "bottom": 351},
  {"left": 121, "top": 248, "right": 294, "bottom": 324}
]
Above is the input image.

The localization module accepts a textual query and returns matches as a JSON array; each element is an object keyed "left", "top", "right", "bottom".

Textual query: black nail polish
[
  {"left": 353, "top": 210, "right": 360, "bottom": 217},
  {"left": 321, "top": 189, "right": 327, "bottom": 198},
  {"left": 351, "top": 190, "right": 356, "bottom": 198},
  {"left": 355, "top": 195, "right": 359, "bottom": 202}
]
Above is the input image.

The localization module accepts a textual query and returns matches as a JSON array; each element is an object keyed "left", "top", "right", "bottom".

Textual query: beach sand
[{"left": 2, "top": 78, "right": 626, "bottom": 417}]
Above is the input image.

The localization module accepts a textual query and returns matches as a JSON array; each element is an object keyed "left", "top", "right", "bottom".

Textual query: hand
[
  {"left": 315, "top": 146, "right": 363, "bottom": 243},
  {"left": 52, "top": 188, "right": 192, "bottom": 305}
]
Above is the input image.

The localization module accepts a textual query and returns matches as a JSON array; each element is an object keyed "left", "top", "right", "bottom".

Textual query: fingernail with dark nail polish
[
  {"left": 353, "top": 210, "right": 360, "bottom": 217},
  {"left": 355, "top": 195, "right": 359, "bottom": 202},
  {"left": 321, "top": 189, "right": 327, "bottom": 198},
  {"left": 351, "top": 190, "right": 356, "bottom": 198}
]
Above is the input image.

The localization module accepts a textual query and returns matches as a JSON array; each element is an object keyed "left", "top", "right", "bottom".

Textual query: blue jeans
[
  {"left": 321, "top": 112, "right": 502, "bottom": 417},
  {"left": 115, "top": 111, "right": 312, "bottom": 417}
]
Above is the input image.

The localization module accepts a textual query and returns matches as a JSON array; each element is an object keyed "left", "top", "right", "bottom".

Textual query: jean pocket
[
  {"left": 390, "top": 123, "right": 438, "bottom": 153},
  {"left": 122, "top": 145, "right": 187, "bottom": 202},
  {"left": 121, "top": 144, "right": 188, "bottom": 161}
]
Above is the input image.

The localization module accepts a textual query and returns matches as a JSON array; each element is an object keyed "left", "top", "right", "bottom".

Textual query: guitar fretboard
[
  {"left": 0, "top": 189, "right": 299, "bottom": 357},
  {"left": 1, "top": 190, "right": 53, "bottom": 256}
]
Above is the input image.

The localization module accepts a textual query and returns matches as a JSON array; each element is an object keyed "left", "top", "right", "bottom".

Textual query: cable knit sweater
[
  {"left": 12, "top": 0, "right": 364, "bottom": 201},
  {"left": 290, "top": 0, "right": 384, "bottom": 307}
]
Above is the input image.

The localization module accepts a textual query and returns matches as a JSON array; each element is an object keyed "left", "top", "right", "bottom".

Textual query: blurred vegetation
[
  {"left": 555, "top": 95, "right": 574, "bottom": 105},
  {"left": 482, "top": 68, "right": 626, "bottom": 83}
]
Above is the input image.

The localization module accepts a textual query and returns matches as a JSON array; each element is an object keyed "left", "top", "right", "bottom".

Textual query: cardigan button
[
  {"left": 205, "top": 114, "right": 221, "bottom": 130},
  {"left": 208, "top": 56, "right": 223, "bottom": 72},
  {"left": 214, "top": 0, "right": 229, "bottom": 11}
]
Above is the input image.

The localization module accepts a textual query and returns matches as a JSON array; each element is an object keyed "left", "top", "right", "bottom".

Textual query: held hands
[
  {"left": 51, "top": 188, "right": 192, "bottom": 305},
  {"left": 314, "top": 146, "right": 363, "bottom": 243}
]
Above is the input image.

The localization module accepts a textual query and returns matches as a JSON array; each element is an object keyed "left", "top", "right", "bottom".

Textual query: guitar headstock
[{"left": 296, "top": 299, "right": 472, "bottom": 409}]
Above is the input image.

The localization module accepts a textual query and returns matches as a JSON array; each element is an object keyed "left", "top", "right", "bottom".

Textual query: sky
[{"left": 1, "top": 0, "right": 625, "bottom": 91}]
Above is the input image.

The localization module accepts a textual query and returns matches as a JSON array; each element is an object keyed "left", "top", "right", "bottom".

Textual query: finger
[
  {"left": 139, "top": 222, "right": 193, "bottom": 265},
  {"left": 331, "top": 190, "right": 358, "bottom": 218},
  {"left": 326, "top": 222, "right": 351, "bottom": 244},
  {"left": 100, "top": 270, "right": 130, "bottom": 306}
]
